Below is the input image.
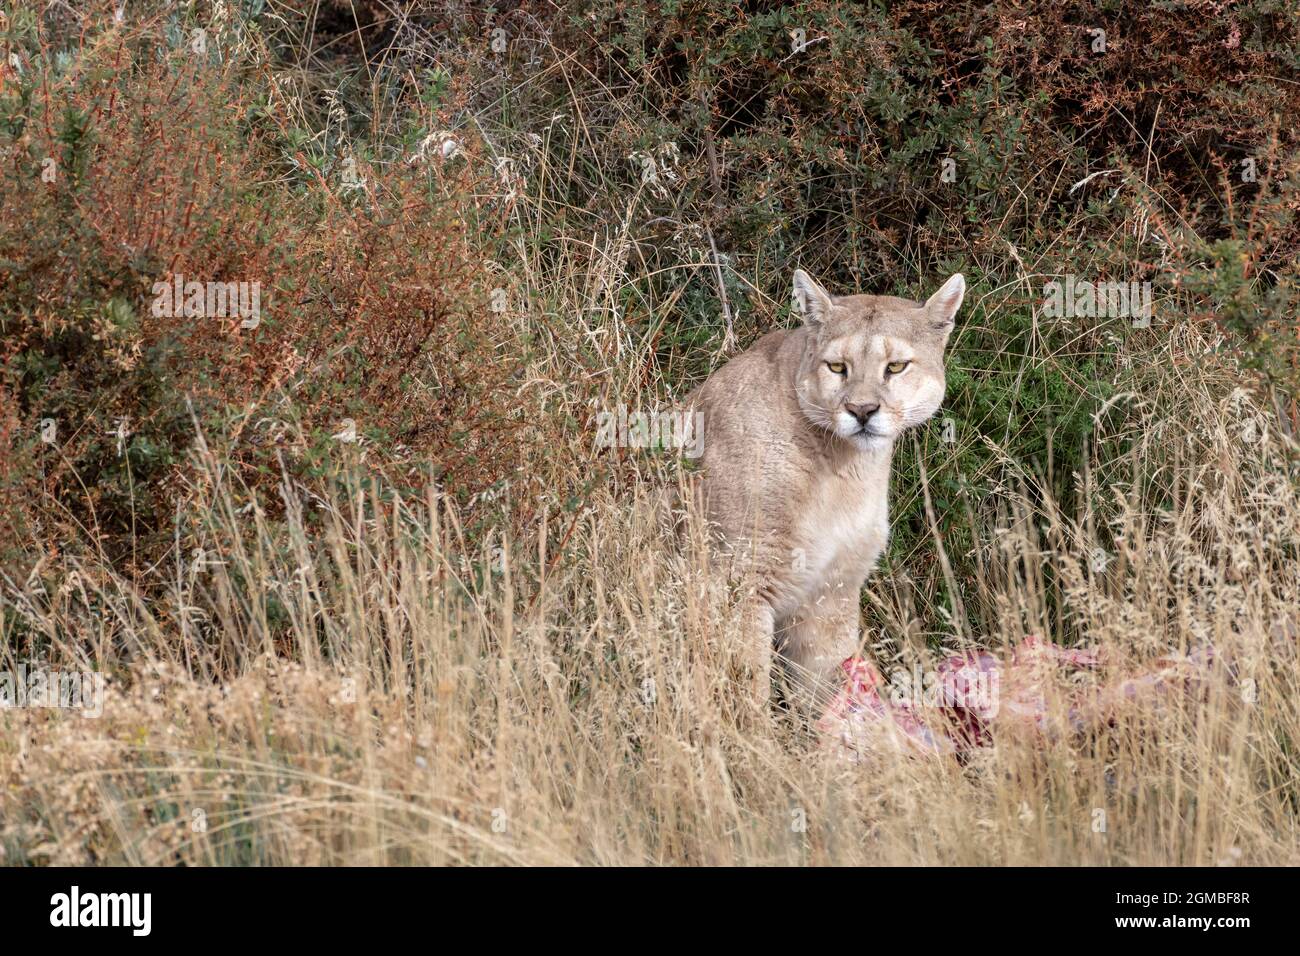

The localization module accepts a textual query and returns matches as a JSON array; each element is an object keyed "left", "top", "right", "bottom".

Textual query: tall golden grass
[{"left": 3, "top": 350, "right": 1297, "bottom": 865}]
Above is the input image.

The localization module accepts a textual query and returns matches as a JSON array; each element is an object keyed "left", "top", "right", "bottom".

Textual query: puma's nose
[{"left": 845, "top": 402, "right": 880, "bottom": 425}]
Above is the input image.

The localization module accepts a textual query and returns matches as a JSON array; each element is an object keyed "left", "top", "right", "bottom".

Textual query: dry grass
[{"left": 3, "top": 353, "right": 1298, "bottom": 865}]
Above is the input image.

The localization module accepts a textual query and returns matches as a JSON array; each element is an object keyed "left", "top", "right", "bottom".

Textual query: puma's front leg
[
  {"left": 776, "top": 584, "right": 862, "bottom": 716},
  {"left": 737, "top": 597, "right": 775, "bottom": 716}
]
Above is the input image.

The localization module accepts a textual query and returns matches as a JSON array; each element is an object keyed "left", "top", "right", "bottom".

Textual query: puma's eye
[
  {"left": 826, "top": 361, "right": 847, "bottom": 375},
  {"left": 886, "top": 361, "right": 910, "bottom": 375}
]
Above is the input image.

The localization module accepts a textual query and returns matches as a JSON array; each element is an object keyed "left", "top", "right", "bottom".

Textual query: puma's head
[{"left": 791, "top": 269, "right": 964, "bottom": 452}]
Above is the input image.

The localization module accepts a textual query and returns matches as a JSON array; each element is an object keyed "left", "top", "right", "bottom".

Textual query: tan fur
[{"left": 687, "top": 269, "right": 965, "bottom": 713}]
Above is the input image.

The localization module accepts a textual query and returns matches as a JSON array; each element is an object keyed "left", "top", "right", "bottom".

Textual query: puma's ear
[
  {"left": 792, "top": 269, "right": 834, "bottom": 328},
  {"left": 924, "top": 273, "right": 965, "bottom": 343}
]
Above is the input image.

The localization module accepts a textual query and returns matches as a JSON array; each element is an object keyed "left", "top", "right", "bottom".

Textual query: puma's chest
[{"left": 790, "top": 470, "right": 890, "bottom": 593}]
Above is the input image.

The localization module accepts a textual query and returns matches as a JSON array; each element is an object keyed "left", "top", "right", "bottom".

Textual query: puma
[{"left": 687, "top": 269, "right": 965, "bottom": 712}]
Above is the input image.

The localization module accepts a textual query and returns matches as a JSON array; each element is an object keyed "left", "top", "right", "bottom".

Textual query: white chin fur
[
  {"left": 833, "top": 412, "right": 892, "bottom": 450},
  {"left": 850, "top": 431, "right": 891, "bottom": 451},
  {"left": 833, "top": 411, "right": 861, "bottom": 438}
]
